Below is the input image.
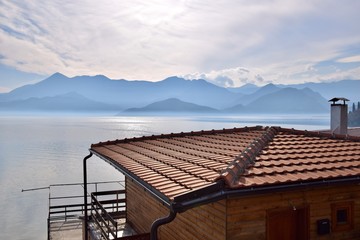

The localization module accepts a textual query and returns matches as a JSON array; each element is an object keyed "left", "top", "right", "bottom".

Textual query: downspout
[
  {"left": 149, "top": 183, "right": 224, "bottom": 240},
  {"left": 150, "top": 205, "right": 177, "bottom": 240},
  {"left": 83, "top": 152, "right": 93, "bottom": 240}
]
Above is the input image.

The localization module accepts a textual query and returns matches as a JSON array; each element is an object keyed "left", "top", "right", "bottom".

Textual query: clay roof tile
[{"left": 91, "top": 126, "right": 360, "bottom": 200}]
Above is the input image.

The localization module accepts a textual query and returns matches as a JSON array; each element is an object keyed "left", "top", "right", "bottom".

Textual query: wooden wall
[
  {"left": 126, "top": 177, "right": 360, "bottom": 240},
  {"left": 126, "top": 177, "right": 226, "bottom": 239},
  {"left": 126, "top": 177, "right": 168, "bottom": 234},
  {"left": 225, "top": 184, "right": 360, "bottom": 240},
  {"left": 160, "top": 200, "right": 226, "bottom": 240}
]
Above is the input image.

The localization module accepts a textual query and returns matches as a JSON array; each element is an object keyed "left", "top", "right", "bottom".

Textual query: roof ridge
[{"left": 216, "top": 127, "right": 278, "bottom": 188}]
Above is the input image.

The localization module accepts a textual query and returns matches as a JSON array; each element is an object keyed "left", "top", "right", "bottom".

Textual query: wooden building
[{"left": 88, "top": 126, "right": 360, "bottom": 239}]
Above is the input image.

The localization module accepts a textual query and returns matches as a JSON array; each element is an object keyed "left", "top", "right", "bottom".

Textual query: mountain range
[{"left": 0, "top": 72, "right": 359, "bottom": 114}]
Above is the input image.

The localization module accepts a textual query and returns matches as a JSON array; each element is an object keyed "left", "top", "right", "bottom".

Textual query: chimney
[{"left": 329, "top": 97, "right": 349, "bottom": 135}]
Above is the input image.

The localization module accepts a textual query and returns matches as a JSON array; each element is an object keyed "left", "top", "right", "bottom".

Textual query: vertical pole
[
  {"left": 48, "top": 186, "right": 51, "bottom": 240},
  {"left": 83, "top": 152, "right": 93, "bottom": 240}
]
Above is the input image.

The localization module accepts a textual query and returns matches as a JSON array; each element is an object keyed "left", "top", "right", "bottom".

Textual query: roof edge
[
  {"left": 215, "top": 126, "right": 278, "bottom": 188},
  {"left": 90, "top": 149, "right": 172, "bottom": 208},
  {"left": 91, "top": 125, "right": 264, "bottom": 147}
]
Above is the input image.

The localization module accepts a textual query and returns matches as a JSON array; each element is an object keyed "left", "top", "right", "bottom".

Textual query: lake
[{"left": 0, "top": 114, "right": 329, "bottom": 239}]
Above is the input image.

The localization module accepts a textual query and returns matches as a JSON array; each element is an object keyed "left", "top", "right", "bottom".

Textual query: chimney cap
[{"left": 328, "top": 97, "right": 349, "bottom": 105}]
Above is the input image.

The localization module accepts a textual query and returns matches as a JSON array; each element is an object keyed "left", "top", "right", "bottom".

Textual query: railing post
[{"left": 47, "top": 218, "right": 50, "bottom": 240}]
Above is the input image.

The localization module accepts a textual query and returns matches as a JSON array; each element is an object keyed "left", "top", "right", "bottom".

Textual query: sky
[{"left": 1, "top": 0, "right": 360, "bottom": 93}]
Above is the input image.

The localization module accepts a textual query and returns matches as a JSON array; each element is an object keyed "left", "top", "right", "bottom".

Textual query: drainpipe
[
  {"left": 83, "top": 152, "right": 93, "bottom": 240},
  {"left": 150, "top": 206, "right": 177, "bottom": 240}
]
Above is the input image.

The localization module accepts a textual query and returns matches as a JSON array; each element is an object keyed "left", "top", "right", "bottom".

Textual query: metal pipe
[
  {"left": 150, "top": 208, "right": 177, "bottom": 240},
  {"left": 83, "top": 152, "right": 93, "bottom": 240}
]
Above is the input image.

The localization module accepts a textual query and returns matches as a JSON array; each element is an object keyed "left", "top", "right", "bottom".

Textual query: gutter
[
  {"left": 174, "top": 176, "right": 360, "bottom": 212},
  {"left": 150, "top": 175, "right": 360, "bottom": 239}
]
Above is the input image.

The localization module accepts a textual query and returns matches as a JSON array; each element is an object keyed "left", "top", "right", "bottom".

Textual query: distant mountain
[
  {"left": 281, "top": 79, "right": 360, "bottom": 102},
  {"left": 123, "top": 98, "right": 218, "bottom": 114},
  {"left": 222, "top": 103, "right": 246, "bottom": 113},
  {"left": 231, "top": 83, "right": 281, "bottom": 106},
  {"left": 0, "top": 72, "right": 357, "bottom": 114},
  {"left": 244, "top": 87, "right": 328, "bottom": 113},
  {"left": 227, "top": 83, "right": 259, "bottom": 95},
  {"left": 0, "top": 73, "right": 238, "bottom": 110},
  {"left": 0, "top": 92, "right": 118, "bottom": 112}
]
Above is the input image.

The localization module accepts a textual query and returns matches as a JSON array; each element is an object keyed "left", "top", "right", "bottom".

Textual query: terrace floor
[{"left": 49, "top": 218, "right": 83, "bottom": 240}]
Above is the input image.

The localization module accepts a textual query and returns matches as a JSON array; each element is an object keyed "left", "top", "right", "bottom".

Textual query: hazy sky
[{"left": 1, "top": 0, "right": 360, "bottom": 92}]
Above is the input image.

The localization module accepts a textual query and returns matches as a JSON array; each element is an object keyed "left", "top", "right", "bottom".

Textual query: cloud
[
  {"left": 0, "top": 86, "right": 10, "bottom": 93},
  {"left": 337, "top": 55, "right": 360, "bottom": 63},
  {"left": 182, "top": 67, "right": 269, "bottom": 87},
  {"left": 0, "top": 0, "right": 359, "bottom": 88}
]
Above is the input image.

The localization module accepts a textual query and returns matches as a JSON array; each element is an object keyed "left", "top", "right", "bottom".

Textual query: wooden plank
[{"left": 225, "top": 184, "right": 360, "bottom": 240}]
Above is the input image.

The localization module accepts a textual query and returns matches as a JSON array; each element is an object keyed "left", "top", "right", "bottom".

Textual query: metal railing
[
  {"left": 47, "top": 181, "right": 125, "bottom": 240},
  {"left": 90, "top": 190, "right": 126, "bottom": 240}
]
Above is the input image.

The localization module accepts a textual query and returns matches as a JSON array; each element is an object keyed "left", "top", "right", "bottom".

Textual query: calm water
[{"left": 0, "top": 114, "right": 329, "bottom": 239}]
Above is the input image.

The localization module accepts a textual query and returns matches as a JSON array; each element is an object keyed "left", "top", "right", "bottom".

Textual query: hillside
[
  {"left": 123, "top": 98, "right": 218, "bottom": 114},
  {"left": 349, "top": 101, "right": 360, "bottom": 127}
]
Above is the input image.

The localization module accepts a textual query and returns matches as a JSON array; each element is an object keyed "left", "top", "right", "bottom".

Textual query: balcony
[{"left": 47, "top": 181, "right": 149, "bottom": 240}]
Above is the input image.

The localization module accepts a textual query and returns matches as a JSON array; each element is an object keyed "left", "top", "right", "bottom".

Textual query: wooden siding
[
  {"left": 160, "top": 200, "right": 226, "bottom": 240},
  {"left": 126, "top": 177, "right": 168, "bottom": 234},
  {"left": 126, "top": 177, "right": 226, "bottom": 239},
  {"left": 226, "top": 184, "right": 360, "bottom": 240},
  {"left": 127, "top": 178, "right": 360, "bottom": 239}
]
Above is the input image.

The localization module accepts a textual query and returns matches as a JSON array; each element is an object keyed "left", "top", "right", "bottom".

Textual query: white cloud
[
  {"left": 183, "top": 67, "right": 269, "bottom": 87},
  {"left": 0, "top": 0, "right": 360, "bottom": 87}
]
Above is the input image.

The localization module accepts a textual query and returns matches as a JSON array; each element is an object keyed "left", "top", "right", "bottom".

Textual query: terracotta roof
[{"left": 90, "top": 126, "right": 360, "bottom": 201}]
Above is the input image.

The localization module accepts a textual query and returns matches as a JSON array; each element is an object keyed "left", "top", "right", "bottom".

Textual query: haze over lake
[{"left": 0, "top": 114, "right": 329, "bottom": 239}]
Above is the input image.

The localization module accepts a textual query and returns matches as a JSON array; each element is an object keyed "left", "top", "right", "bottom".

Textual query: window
[{"left": 331, "top": 201, "right": 354, "bottom": 232}]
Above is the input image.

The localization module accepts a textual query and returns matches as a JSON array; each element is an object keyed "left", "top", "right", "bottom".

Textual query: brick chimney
[{"left": 329, "top": 97, "right": 349, "bottom": 135}]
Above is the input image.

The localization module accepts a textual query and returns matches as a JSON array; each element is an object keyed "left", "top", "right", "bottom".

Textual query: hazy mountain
[
  {"left": 0, "top": 92, "right": 118, "bottom": 112},
  {"left": 0, "top": 73, "right": 238, "bottom": 109},
  {"left": 222, "top": 103, "right": 246, "bottom": 113},
  {"left": 227, "top": 83, "right": 259, "bottom": 95},
  {"left": 244, "top": 87, "right": 328, "bottom": 113},
  {"left": 0, "top": 72, "right": 357, "bottom": 114},
  {"left": 123, "top": 98, "right": 218, "bottom": 114},
  {"left": 231, "top": 83, "right": 281, "bottom": 106},
  {"left": 280, "top": 79, "right": 360, "bottom": 102}
]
